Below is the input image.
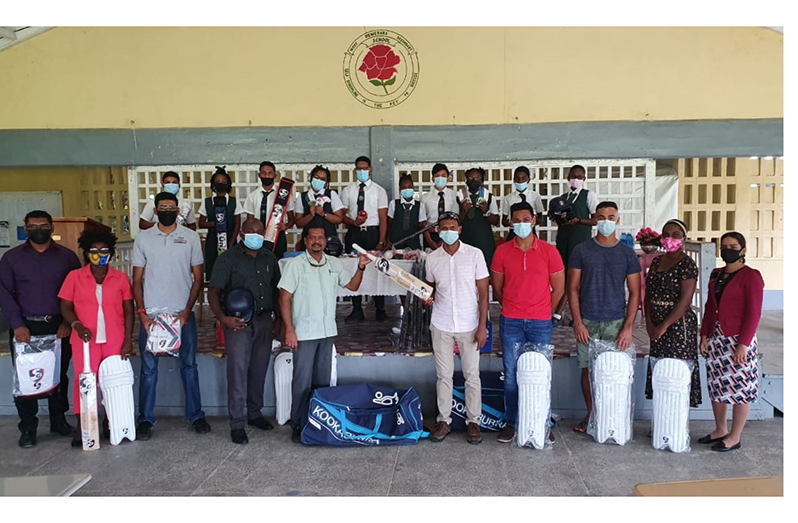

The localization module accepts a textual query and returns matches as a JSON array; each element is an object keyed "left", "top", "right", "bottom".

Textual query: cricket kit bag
[
  {"left": 451, "top": 371, "right": 507, "bottom": 432},
  {"left": 588, "top": 340, "right": 635, "bottom": 445},
  {"left": 517, "top": 344, "right": 554, "bottom": 449},
  {"left": 302, "top": 384, "right": 428, "bottom": 446},
  {"left": 145, "top": 309, "right": 182, "bottom": 356},
  {"left": 99, "top": 355, "right": 137, "bottom": 445},
  {"left": 12, "top": 335, "right": 61, "bottom": 397},
  {"left": 651, "top": 357, "right": 693, "bottom": 453}
]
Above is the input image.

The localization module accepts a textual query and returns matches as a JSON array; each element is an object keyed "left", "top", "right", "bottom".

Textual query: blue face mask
[
  {"left": 515, "top": 182, "right": 528, "bottom": 192},
  {"left": 164, "top": 183, "right": 180, "bottom": 195},
  {"left": 356, "top": 170, "right": 370, "bottom": 183},
  {"left": 597, "top": 219, "right": 617, "bottom": 237},
  {"left": 311, "top": 178, "right": 326, "bottom": 192},
  {"left": 243, "top": 233, "right": 264, "bottom": 250},
  {"left": 401, "top": 188, "right": 415, "bottom": 200},
  {"left": 513, "top": 222, "right": 533, "bottom": 239},
  {"left": 439, "top": 230, "right": 459, "bottom": 245},
  {"left": 434, "top": 177, "right": 448, "bottom": 190}
]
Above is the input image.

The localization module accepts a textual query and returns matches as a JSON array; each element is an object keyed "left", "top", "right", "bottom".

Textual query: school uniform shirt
[
  {"left": 457, "top": 188, "right": 500, "bottom": 216},
  {"left": 140, "top": 200, "right": 196, "bottom": 227},
  {"left": 197, "top": 195, "right": 246, "bottom": 217},
  {"left": 387, "top": 199, "right": 427, "bottom": 222},
  {"left": 294, "top": 189, "right": 346, "bottom": 215},
  {"left": 243, "top": 185, "right": 296, "bottom": 225},
  {"left": 420, "top": 187, "right": 459, "bottom": 223},
  {"left": 340, "top": 179, "right": 389, "bottom": 227},
  {"left": 565, "top": 187, "right": 599, "bottom": 214},
  {"left": 501, "top": 189, "right": 544, "bottom": 217}
]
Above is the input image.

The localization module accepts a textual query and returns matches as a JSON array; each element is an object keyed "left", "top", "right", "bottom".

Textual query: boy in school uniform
[
  {"left": 501, "top": 166, "right": 544, "bottom": 240},
  {"left": 387, "top": 174, "right": 428, "bottom": 250}
]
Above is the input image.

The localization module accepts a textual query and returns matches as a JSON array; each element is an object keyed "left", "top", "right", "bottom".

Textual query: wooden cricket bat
[
  {"left": 352, "top": 244, "right": 434, "bottom": 301},
  {"left": 79, "top": 341, "right": 100, "bottom": 451}
]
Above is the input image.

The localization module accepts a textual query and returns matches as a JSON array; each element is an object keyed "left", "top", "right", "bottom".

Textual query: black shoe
[
  {"left": 698, "top": 433, "right": 727, "bottom": 444},
  {"left": 551, "top": 316, "right": 562, "bottom": 328},
  {"left": 375, "top": 309, "right": 389, "bottom": 322},
  {"left": 292, "top": 426, "right": 302, "bottom": 444},
  {"left": 19, "top": 431, "right": 36, "bottom": 448},
  {"left": 193, "top": 418, "right": 211, "bottom": 434},
  {"left": 50, "top": 420, "right": 75, "bottom": 437},
  {"left": 102, "top": 417, "right": 111, "bottom": 441},
  {"left": 248, "top": 417, "right": 274, "bottom": 431},
  {"left": 231, "top": 429, "right": 248, "bottom": 445},
  {"left": 137, "top": 421, "right": 153, "bottom": 441},
  {"left": 345, "top": 308, "right": 365, "bottom": 323},
  {"left": 711, "top": 440, "right": 741, "bottom": 452}
]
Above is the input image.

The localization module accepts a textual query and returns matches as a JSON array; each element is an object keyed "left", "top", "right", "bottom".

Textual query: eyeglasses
[
  {"left": 25, "top": 225, "right": 53, "bottom": 231},
  {"left": 88, "top": 248, "right": 111, "bottom": 254},
  {"left": 157, "top": 206, "right": 179, "bottom": 212}
]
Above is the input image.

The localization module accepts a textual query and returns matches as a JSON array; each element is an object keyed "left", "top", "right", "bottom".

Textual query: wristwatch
[{"left": 70, "top": 320, "right": 81, "bottom": 328}]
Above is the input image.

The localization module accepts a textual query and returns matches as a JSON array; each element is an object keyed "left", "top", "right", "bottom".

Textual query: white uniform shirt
[
  {"left": 420, "top": 187, "right": 459, "bottom": 223},
  {"left": 197, "top": 195, "right": 246, "bottom": 217},
  {"left": 340, "top": 179, "right": 389, "bottom": 227},
  {"left": 457, "top": 188, "right": 500, "bottom": 216},
  {"left": 295, "top": 190, "right": 345, "bottom": 215},
  {"left": 425, "top": 242, "right": 490, "bottom": 333},
  {"left": 243, "top": 186, "right": 296, "bottom": 225},
  {"left": 566, "top": 187, "right": 599, "bottom": 214},
  {"left": 501, "top": 189, "right": 544, "bottom": 216},
  {"left": 140, "top": 200, "right": 196, "bottom": 227},
  {"left": 387, "top": 199, "right": 427, "bottom": 222}
]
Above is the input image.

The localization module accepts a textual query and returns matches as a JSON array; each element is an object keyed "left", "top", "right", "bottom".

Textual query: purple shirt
[{"left": 0, "top": 241, "right": 81, "bottom": 330}]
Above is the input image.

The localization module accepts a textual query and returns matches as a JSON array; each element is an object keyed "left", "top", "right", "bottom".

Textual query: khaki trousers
[{"left": 430, "top": 323, "right": 482, "bottom": 425}]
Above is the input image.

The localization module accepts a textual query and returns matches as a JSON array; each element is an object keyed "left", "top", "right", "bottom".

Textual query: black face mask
[
  {"left": 720, "top": 248, "right": 743, "bottom": 264},
  {"left": 158, "top": 212, "right": 178, "bottom": 226},
  {"left": 260, "top": 177, "right": 275, "bottom": 187},
  {"left": 28, "top": 230, "right": 52, "bottom": 245},
  {"left": 212, "top": 183, "right": 229, "bottom": 194},
  {"left": 466, "top": 179, "right": 481, "bottom": 191}
]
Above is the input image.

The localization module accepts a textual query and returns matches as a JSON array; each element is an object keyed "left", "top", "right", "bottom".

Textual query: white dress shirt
[
  {"left": 501, "top": 189, "right": 544, "bottom": 216},
  {"left": 140, "top": 200, "right": 196, "bottom": 226},
  {"left": 197, "top": 195, "right": 245, "bottom": 216},
  {"left": 566, "top": 187, "right": 599, "bottom": 214},
  {"left": 420, "top": 187, "right": 459, "bottom": 223},
  {"left": 457, "top": 188, "right": 500, "bottom": 216},
  {"left": 243, "top": 185, "right": 296, "bottom": 224},
  {"left": 387, "top": 199, "right": 427, "bottom": 222},
  {"left": 340, "top": 179, "right": 389, "bottom": 227},
  {"left": 295, "top": 190, "right": 345, "bottom": 214},
  {"left": 425, "top": 242, "right": 490, "bottom": 333}
]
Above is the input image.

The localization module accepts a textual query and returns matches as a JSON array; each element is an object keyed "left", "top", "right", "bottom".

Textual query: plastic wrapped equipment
[
  {"left": 12, "top": 335, "right": 62, "bottom": 397},
  {"left": 588, "top": 339, "right": 635, "bottom": 445},
  {"left": 516, "top": 343, "right": 554, "bottom": 449},
  {"left": 651, "top": 357, "right": 693, "bottom": 453},
  {"left": 145, "top": 308, "right": 182, "bottom": 356}
]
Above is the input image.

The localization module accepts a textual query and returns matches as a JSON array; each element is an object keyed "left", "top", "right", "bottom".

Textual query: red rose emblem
[{"left": 359, "top": 44, "right": 401, "bottom": 93}]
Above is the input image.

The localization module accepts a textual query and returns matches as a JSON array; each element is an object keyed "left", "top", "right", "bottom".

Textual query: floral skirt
[{"left": 706, "top": 322, "right": 760, "bottom": 404}]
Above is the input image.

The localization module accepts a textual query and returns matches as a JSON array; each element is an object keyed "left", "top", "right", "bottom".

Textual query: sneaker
[
  {"left": 429, "top": 421, "right": 451, "bottom": 442},
  {"left": 247, "top": 417, "right": 274, "bottom": 431},
  {"left": 291, "top": 426, "right": 302, "bottom": 444},
  {"left": 551, "top": 315, "right": 562, "bottom": 328},
  {"left": 19, "top": 430, "right": 36, "bottom": 448},
  {"left": 231, "top": 429, "right": 248, "bottom": 445},
  {"left": 375, "top": 308, "right": 389, "bottom": 322},
  {"left": 497, "top": 425, "right": 515, "bottom": 443},
  {"left": 137, "top": 421, "right": 153, "bottom": 441},
  {"left": 467, "top": 423, "right": 483, "bottom": 445},
  {"left": 193, "top": 418, "right": 211, "bottom": 434},
  {"left": 50, "top": 419, "right": 75, "bottom": 437},
  {"left": 345, "top": 308, "right": 365, "bottom": 323}
]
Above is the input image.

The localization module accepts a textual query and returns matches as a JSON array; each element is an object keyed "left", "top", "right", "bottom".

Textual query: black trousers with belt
[
  {"left": 9, "top": 318, "right": 72, "bottom": 433},
  {"left": 344, "top": 225, "right": 385, "bottom": 311}
]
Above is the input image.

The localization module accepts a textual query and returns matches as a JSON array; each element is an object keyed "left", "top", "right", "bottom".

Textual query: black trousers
[
  {"left": 344, "top": 226, "right": 385, "bottom": 311},
  {"left": 10, "top": 319, "right": 72, "bottom": 433}
]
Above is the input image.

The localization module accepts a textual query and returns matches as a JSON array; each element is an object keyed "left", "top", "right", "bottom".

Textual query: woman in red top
[
  {"left": 699, "top": 232, "right": 764, "bottom": 452},
  {"left": 59, "top": 230, "right": 135, "bottom": 447}
]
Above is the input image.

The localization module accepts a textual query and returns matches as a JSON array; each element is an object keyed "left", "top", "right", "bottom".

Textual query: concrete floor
[{"left": 0, "top": 415, "right": 782, "bottom": 497}]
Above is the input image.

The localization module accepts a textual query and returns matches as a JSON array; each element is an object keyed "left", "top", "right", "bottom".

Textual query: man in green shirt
[{"left": 278, "top": 218, "right": 371, "bottom": 443}]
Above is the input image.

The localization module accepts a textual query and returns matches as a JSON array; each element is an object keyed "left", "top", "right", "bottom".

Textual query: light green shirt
[{"left": 277, "top": 252, "right": 354, "bottom": 341}]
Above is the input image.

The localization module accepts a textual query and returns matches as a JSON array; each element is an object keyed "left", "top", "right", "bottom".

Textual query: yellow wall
[
  {"left": 0, "top": 168, "right": 82, "bottom": 215},
  {"left": 0, "top": 27, "right": 783, "bottom": 130}
]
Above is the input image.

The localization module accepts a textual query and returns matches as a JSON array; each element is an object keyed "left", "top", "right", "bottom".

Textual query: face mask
[
  {"left": 356, "top": 170, "right": 370, "bottom": 183},
  {"left": 721, "top": 248, "right": 743, "bottom": 264},
  {"left": 311, "top": 178, "right": 326, "bottom": 192},
  {"left": 157, "top": 211, "right": 178, "bottom": 227},
  {"left": 28, "top": 230, "right": 52, "bottom": 245},
  {"left": 660, "top": 237, "right": 683, "bottom": 253},
  {"left": 569, "top": 179, "right": 584, "bottom": 191},
  {"left": 401, "top": 189, "right": 415, "bottom": 200},
  {"left": 515, "top": 182, "right": 528, "bottom": 192},
  {"left": 243, "top": 233, "right": 264, "bottom": 250},
  {"left": 466, "top": 179, "right": 481, "bottom": 191},
  {"left": 513, "top": 222, "right": 533, "bottom": 239},
  {"left": 212, "top": 183, "right": 228, "bottom": 194},
  {"left": 434, "top": 177, "right": 448, "bottom": 190},
  {"left": 597, "top": 220, "right": 617, "bottom": 237},
  {"left": 164, "top": 183, "right": 180, "bottom": 195},
  {"left": 260, "top": 177, "right": 275, "bottom": 187},
  {"left": 89, "top": 253, "right": 111, "bottom": 267},
  {"left": 439, "top": 230, "right": 459, "bottom": 245}
]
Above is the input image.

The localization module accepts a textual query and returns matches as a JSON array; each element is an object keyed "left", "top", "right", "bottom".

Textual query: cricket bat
[
  {"left": 79, "top": 341, "right": 100, "bottom": 451},
  {"left": 264, "top": 178, "right": 295, "bottom": 251},
  {"left": 352, "top": 243, "right": 434, "bottom": 301}
]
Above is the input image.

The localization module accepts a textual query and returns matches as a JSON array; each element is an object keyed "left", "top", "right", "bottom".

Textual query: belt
[
  {"left": 357, "top": 225, "right": 379, "bottom": 232},
  {"left": 24, "top": 315, "right": 62, "bottom": 324},
  {"left": 650, "top": 300, "right": 675, "bottom": 307}
]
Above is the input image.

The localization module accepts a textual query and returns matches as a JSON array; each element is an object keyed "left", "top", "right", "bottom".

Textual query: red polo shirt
[{"left": 491, "top": 237, "right": 564, "bottom": 320}]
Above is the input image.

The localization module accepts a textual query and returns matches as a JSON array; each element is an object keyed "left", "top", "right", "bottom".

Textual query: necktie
[
  {"left": 259, "top": 189, "right": 274, "bottom": 225},
  {"left": 438, "top": 191, "right": 446, "bottom": 218},
  {"left": 357, "top": 183, "right": 366, "bottom": 214},
  {"left": 567, "top": 191, "right": 577, "bottom": 204},
  {"left": 519, "top": 192, "right": 527, "bottom": 203}
]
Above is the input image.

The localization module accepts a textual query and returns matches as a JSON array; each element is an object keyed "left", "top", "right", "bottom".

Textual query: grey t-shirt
[
  {"left": 569, "top": 238, "right": 641, "bottom": 322},
  {"left": 132, "top": 224, "right": 204, "bottom": 311}
]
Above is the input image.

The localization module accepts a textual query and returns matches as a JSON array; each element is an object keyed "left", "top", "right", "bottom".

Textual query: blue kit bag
[
  {"left": 302, "top": 384, "right": 429, "bottom": 446},
  {"left": 450, "top": 371, "right": 507, "bottom": 432}
]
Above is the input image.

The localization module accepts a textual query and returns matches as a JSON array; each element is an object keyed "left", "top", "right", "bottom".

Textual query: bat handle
[
  {"left": 83, "top": 341, "right": 92, "bottom": 373},
  {"left": 351, "top": 243, "right": 376, "bottom": 260}
]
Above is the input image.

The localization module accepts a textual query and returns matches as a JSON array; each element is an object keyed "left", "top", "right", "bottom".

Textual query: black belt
[
  {"left": 24, "top": 315, "right": 62, "bottom": 324},
  {"left": 356, "top": 225, "right": 379, "bottom": 232}
]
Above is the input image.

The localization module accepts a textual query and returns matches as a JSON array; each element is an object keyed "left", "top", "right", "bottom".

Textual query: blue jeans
[
  {"left": 138, "top": 312, "right": 205, "bottom": 425},
  {"left": 499, "top": 315, "right": 552, "bottom": 426}
]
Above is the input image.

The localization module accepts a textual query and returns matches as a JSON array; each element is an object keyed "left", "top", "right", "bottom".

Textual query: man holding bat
[{"left": 423, "top": 212, "right": 490, "bottom": 445}]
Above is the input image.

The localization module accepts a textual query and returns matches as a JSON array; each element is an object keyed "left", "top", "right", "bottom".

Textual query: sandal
[{"left": 572, "top": 420, "right": 588, "bottom": 433}]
